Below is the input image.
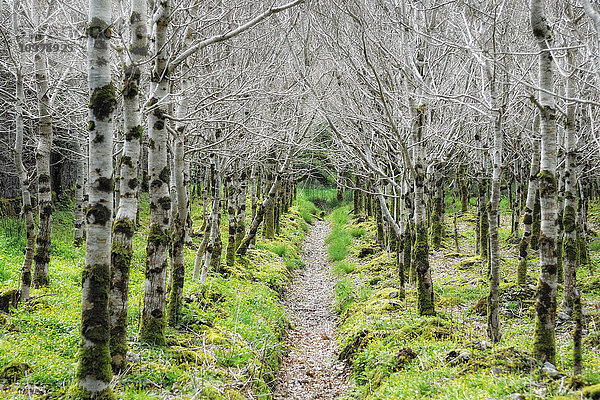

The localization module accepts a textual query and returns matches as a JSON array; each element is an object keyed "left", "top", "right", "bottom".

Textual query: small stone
[
  {"left": 508, "top": 394, "right": 525, "bottom": 400},
  {"left": 541, "top": 361, "right": 561, "bottom": 379},
  {"left": 126, "top": 351, "right": 140, "bottom": 363},
  {"left": 490, "top": 367, "right": 502, "bottom": 376},
  {"left": 557, "top": 311, "right": 570, "bottom": 321}
]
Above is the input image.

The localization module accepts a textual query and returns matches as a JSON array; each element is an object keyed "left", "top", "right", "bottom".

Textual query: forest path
[{"left": 273, "top": 220, "right": 350, "bottom": 400}]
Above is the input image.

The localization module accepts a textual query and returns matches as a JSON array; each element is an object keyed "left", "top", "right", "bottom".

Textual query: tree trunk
[
  {"left": 531, "top": 0, "right": 558, "bottom": 364},
  {"left": 412, "top": 106, "right": 434, "bottom": 316},
  {"left": 71, "top": 0, "right": 117, "bottom": 396},
  {"left": 13, "top": 41, "right": 34, "bottom": 303},
  {"left": 225, "top": 170, "right": 238, "bottom": 267},
  {"left": 140, "top": 0, "right": 171, "bottom": 346},
  {"left": 561, "top": 53, "right": 580, "bottom": 319},
  {"left": 32, "top": 1, "right": 53, "bottom": 288},
  {"left": 108, "top": 0, "right": 147, "bottom": 370},
  {"left": 74, "top": 139, "right": 86, "bottom": 247},
  {"left": 167, "top": 33, "right": 191, "bottom": 326},
  {"left": 430, "top": 165, "right": 444, "bottom": 250},
  {"left": 486, "top": 62, "right": 502, "bottom": 343},
  {"left": 518, "top": 138, "right": 540, "bottom": 286},
  {"left": 531, "top": 189, "right": 541, "bottom": 250}
]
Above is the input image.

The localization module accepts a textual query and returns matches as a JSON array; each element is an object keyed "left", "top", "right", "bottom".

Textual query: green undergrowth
[
  {"left": 0, "top": 192, "right": 317, "bottom": 399},
  {"left": 329, "top": 203, "right": 600, "bottom": 400}
]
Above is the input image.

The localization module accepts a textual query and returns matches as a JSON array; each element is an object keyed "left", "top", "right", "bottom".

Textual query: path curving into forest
[{"left": 273, "top": 220, "right": 350, "bottom": 400}]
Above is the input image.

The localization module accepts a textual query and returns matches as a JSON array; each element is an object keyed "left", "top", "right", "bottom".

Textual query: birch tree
[
  {"left": 109, "top": 0, "right": 148, "bottom": 369},
  {"left": 69, "top": 0, "right": 116, "bottom": 396},
  {"left": 31, "top": 0, "right": 54, "bottom": 288},
  {"left": 530, "top": 0, "right": 559, "bottom": 364}
]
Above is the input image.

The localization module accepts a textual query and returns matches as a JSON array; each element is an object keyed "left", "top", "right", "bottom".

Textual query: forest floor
[{"left": 273, "top": 220, "right": 350, "bottom": 400}]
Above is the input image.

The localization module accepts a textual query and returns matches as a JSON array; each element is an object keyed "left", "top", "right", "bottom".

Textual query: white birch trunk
[
  {"left": 13, "top": 7, "right": 35, "bottom": 302},
  {"left": 109, "top": 0, "right": 147, "bottom": 370},
  {"left": 140, "top": 0, "right": 171, "bottom": 346},
  {"left": 71, "top": 0, "right": 116, "bottom": 397},
  {"left": 167, "top": 34, "right": 191, "bottom": 324},
  {"left": 486, "top": 60, "right": 502, "bottom": 343},
  {"left": 531, "top": 0, "right": 558, "bottom": 364},
  {"left": 32, "top": 0, "right": 53, "bottom": 288}
]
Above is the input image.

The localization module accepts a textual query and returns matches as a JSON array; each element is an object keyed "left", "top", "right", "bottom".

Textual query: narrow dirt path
[{"left": 273, "top": 220, "right": 350, "bottom": 400}]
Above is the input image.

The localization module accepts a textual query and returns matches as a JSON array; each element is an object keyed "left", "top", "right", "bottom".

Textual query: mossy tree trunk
[
  {"left": 238, "top": 150, "right": 293, "bottom": 256},
  {"left": 556, "top": 164, "right": 565, "bottom": 284},
  {"left": 531, "top": 0, "right": 558, "bottom": 364},
  {"left": 167, "top": 39, "right": 191, "bottom": 327},
  {"left": 140, "top": 0, "right": 171, "bottom": 346},
  {"left": 199, "top": 149, "right": 222, "bottom": 283},
  {"left": 478, "top": 180, "right": 489, "bottom": 263},
  {"left": 74, "top": 139, "right": 86, "bottom": 247},
  {"left": 577, "top": 183, "right": 590, "bottom": 269},
  {"left": 430, "top": 164, "right": 444, "bottom": 251},
  {"left": 353, "top": 176, "right": 363, "bottom": 215},
  {"left": 109, "top": 0, "right": 147, "bottom": 371},
  {"left": 70, "top": 1, "right": 117, "bottom": 397},
  {"left": 412, "top": 105, "right": 434, "bottom": 316},
  {"left": 460, "top": 178, "right": 469, "bottom": 213},
  {"left": 225, "top": 170, "right": 238, "bottom": 267},
  {"left": 530, "top": 189, "right": 541, "bottom": 250},
  {"left": 263, "top": 172, "right": 276, "bottom": 239},
  {"left": 32, "top": 0, "right": 53, "bottom": 289},
  {"left": 13, "top": 37, "right": 34, "bottom": 304},
  {"left": 561, "top": 52, "right": 580, "bottom": 321},
  {"left": 486, "top": 59, "right": 502, "bottom": 343},
  {"left": 403, "top": 180, "right": 415, "bottom": 284},
  {"left": 375, "top": 183, "right": 404, "bottom": 297},
  {"left": 235, "top": 169, "right": 247, "bottom": 250},
  {"left": 518, "top": 137, "right": 540, "bottom": 286}
]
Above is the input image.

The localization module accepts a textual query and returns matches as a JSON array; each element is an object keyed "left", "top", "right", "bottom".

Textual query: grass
[
  {"left": 0, "top": 192, "right": 313, "bottom": 399},
  {"left": 326, "top": 206, "right": 353, "bottom": 261},
  {"left": 333, "top": 260, "right": 356, "bottom": 275},
  {"left": 327, "top": 199, "right": 600, "bottom": 400}
]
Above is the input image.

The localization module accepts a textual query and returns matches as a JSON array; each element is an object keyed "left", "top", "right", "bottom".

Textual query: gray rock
[
  {"left": 508, "top": 394, "right": 525, "bottom": 400},
  {"left": 541, "top": 361, "right": 561, "bottom": 379},
  {"left": 126, "top": 351, "right": 141, "bottom": 363},
  {"left": 557, "top": 311, "right": 570, "bottom": 321}
]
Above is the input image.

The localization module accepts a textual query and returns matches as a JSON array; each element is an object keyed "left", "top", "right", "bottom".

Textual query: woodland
[{"left": 1, "top": 0, "right": 600, "bottom": 399}]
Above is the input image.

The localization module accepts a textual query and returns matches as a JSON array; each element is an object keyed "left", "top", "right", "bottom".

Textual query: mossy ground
[
  {"left": 330, "top": 200, "right": 600, "bottom": 400},
  {"left": 0, "top": 191, "right": 314, "bottom": 399}
]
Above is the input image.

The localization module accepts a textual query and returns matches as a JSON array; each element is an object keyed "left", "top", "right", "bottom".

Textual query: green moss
[
  {"left": 86, "top": 17, "right": 112, "bottom": 40},
  {"left": 148, "top": 224, "right": 169, "bottom": 247},
  {"left": 89, "top": 83, "right": 117, "bottom": 120},
  {"left": 0, "top": 288, "right": 18, "bottom": 313},
  {"left": 86, "top": 204, "right": 111, "bottom": 226},
  {"left": 414, "top": 225, "right": 434, "bottom": 316},
  {"left": 563, "top": 205, "right": 576, "bottom": 233},
  {"left": 532, "top": 309, "right": 556, "bottom": 364},
  {"left": 113, "top": 218, "right": 135, "bottom": 237},
  {"left": 66, "top": 384, "right": 116, "bottom": 400},
  {"left": 111, "top": 241, "right": 132, "bottom": 268},
  {"left": 583, "top": 384, "right": 600, "bottom": 399},
  {"left": 0, "top": 361, "right": 30, "bottom": 383},
  {"left": 157, "top": 196, "right": 171, "bottom": 211},
  {"left": 139, "top": 314, "right": 166, "bottom": 346}
]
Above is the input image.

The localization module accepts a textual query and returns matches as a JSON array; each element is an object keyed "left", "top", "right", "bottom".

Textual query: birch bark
[
  {"left": 109, "top": 0, "right": 147, "bottom": 370},
  {"left": 70, "top": 0, "right": 116, "bottom": 396},
  {"left": 32, "top": 0, "right": 53, "bottom": 288},
  {"left": 13, "top": 3, "right": 34, "bottom": 302},
  {"left": 140, "top": 0, "right": 171, "bottom": 346},
  {"left": 531, "top": 0, "right": 558, "bottom": 364}
]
